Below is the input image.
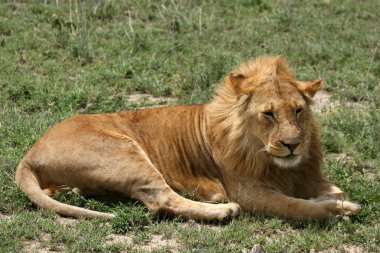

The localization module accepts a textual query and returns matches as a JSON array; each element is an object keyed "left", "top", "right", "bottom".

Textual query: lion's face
[
  {"left": 247, "top": 81, "right": 313, "bottom": 168},
  {"left": 210, "top": 56, "right": 322, "bottom": 170}
]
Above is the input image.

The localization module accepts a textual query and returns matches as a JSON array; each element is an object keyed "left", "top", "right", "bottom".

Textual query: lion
[{"left": 16, "top": 56, "right": 361, "bottom": 221}]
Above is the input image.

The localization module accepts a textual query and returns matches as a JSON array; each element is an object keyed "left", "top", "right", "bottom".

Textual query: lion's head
[{"left": 208, "top": 56, "right": 322, "bottom": 171}]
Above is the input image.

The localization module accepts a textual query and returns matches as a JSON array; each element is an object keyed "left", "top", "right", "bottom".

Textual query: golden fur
[{"left": 16, "top": 56, "right": 360, "bottom": 221}]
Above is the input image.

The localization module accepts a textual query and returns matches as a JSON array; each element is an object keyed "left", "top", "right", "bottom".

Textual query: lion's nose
[{"left": 280, "top": 141, "right": 300, "bottom": 152}]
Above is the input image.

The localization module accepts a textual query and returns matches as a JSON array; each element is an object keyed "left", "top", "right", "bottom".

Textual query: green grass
[{"left": 1, "top": 0, "right": 379, "bottom": 252}]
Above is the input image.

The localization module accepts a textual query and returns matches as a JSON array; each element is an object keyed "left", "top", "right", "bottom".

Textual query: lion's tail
[{"left": 15, "top": 162, "right": 115, "bottom": 219}]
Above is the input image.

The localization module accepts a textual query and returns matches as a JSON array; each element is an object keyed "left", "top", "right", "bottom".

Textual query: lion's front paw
[
  {"left": 321, "top": 199, "right": 361, "bottom": 217},
  {"left": 213, "top": 202, "right": 241, "bottom": 221},
  {"left": 227, "top": 202, "right": 242, "bottom": 217},
  {"left": 340, "top": 200, "right": 361, "bottom": 215}
]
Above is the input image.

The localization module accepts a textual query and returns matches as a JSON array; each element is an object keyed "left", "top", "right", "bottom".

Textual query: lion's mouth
[
  {"left": 269, "top": 152, "right": 302, "bottom": 168},
  {"left": 276, "top": 154, "right": 298, "bottom": 159},
  {"left": 269, "top": 153, "right": 300, "bottom": 160}
]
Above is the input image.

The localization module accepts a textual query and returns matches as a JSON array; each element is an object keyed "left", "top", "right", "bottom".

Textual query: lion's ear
[
  {"left": 298, "top": 78, "right": 323, "bottom": 98},
  {"left": 228, "top": 72, "right": 247, "bottom": 92}
]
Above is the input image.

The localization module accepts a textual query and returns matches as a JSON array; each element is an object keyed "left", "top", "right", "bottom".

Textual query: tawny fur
[{"left": 16, "top": 56, "right": 361, "bottom": 221}]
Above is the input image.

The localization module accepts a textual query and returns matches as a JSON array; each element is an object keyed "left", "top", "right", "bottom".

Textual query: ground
[{"left": 0, "top": 1, "right": 379, "bottom": 252}]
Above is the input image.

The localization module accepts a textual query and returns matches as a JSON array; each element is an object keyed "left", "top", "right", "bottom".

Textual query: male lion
[{"left": 16, "top": 56, "right": 361, "bottom": 221}]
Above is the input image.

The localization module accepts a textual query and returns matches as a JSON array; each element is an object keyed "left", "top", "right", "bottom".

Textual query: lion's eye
[
  {"left": 263, "top": 111, "right": 274, "bottom": 118},
  {"left": 295, "top": 108, "right": 303, "bottom": 115}
]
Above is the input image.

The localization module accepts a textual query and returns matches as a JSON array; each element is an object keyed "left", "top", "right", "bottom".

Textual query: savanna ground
[{"left": 0, "top": 0, "right": 379, "bottom": 252}]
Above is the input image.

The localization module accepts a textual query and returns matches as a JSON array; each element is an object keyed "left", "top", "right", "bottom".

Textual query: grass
[{"left": 0, "top": 0, "right": 379, "bottom": 252}]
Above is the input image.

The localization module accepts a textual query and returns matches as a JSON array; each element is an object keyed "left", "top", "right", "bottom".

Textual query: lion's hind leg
[
  {"left": 103, "top": 136, "right": 240, "bottom": 221},
  {"left": 43, "top": 186, "right": 58, "bottom": 196},
  {"left": 182, "top": 178, "right": 227, "bottom": 203}
]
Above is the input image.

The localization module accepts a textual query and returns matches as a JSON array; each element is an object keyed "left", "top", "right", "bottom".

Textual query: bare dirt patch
[
  {"left": 178, "top": 219, "right": 223, "bottom": 231},
  {"left": 312, "top": 89, "right": 371, "bottom": 116},
  {"left": 104, "top": 233, "right": 180, "bottom": 252},
  {"left": 312, "top": 90, "right": 338, "bottom": 113},
  {"left": 104, "top": 234, "right": 133, "bottom": 251},
  {"left": 57, "top": 217, "right": 79, "bottom": 227},
  {"left": 22, "top": 233, "right": 64, "bottom": 253},
  {"left": 310, "top": 244, "right": 367, "bottom": 253},
  {"left": 126, "top": 93, "right": 176, "bottom": 109},
  {"left": 0, "top": 213, "right": 11, "bottom": 219},
  {"left": 139, "top": 234, "right": 180, "bottom": 252}
]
